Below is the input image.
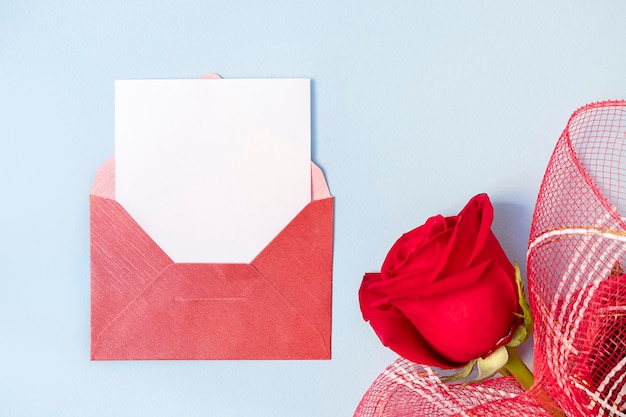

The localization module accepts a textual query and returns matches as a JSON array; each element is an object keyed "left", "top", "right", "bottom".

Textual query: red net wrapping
[
  {"left": 353, "top": 359, "right": 548, "bottom": 416},
  {"left": 354, "top": 100, "right": 626, "bottom": 416},
  {"left": 527, "top": 100, "right": 626, "bottom": 416}
]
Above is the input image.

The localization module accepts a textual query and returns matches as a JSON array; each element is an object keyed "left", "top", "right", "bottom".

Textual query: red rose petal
[
  {"left": 369, "top": 260, "right": 491, "bottom": 302},
  {"left": 359, "top": 273, "right": 461, "bottom": 368},
  {"left": 382, "top": 227, "right": 454, "bottom": 284},
  {"left": 439, "top": 194, "right": 492, "bottom": 277},
  {"left": 466, "top": 194, "right": 495, "bottom": 264},
  {"left": 382, "top": 215, "right": 449, "bottom": 279},
  {"left": 392, "top": 261, "right": 520, "bottom": 364}
]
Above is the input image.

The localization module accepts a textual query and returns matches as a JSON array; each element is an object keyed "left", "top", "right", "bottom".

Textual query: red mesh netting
[
  {"left": 353, "top": 359, "right": 549, "bottom": 416},
  {"left": 354, "top": 100, "right": 626, "bottom": 416},
  {"left": 527, "top": 100, "right": 626, "bottom": 416}
]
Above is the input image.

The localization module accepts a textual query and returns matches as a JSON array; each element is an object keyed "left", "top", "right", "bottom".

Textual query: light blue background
[{"left": 2, "top": 2, "right": 626, "bottom": 416}]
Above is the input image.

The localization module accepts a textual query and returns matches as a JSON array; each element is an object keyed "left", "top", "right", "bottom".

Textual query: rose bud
[{"left": 359, "top": 193, "right": 523, "bottom": 368}]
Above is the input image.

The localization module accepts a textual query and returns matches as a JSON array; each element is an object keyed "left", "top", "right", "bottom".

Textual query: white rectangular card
[{"left": 114, "top": 78, "right": 311, "bottom": 263}]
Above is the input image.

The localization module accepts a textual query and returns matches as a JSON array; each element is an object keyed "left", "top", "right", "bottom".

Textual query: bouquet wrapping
[{"left": 355, "top": 100, "right": 626, "bottom": 416}]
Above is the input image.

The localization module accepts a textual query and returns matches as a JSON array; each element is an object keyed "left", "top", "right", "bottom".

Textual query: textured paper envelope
[{"left": 90, "top": 78, "right": 333, "bottom": 360}]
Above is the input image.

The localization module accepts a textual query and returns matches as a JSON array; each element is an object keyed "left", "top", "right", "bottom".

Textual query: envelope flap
[
  {"left": 251, "top": 195, "right": 334, "bottom": 355},
  {"left": 91, "top": 156, "right": 115, "bottom": 199},
  {"left": 311, "top": 162, "right": 331, "bottom": 200},
  {"left": 90, "top": 162, "right": 173, "bottom": 343}
]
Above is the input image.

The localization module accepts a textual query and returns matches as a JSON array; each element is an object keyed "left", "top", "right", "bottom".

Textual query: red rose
[{"left": 359, "top": 194, "right": 522, "bottom": 368}]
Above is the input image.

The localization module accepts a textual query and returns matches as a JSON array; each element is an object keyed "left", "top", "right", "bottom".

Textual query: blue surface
[{"left": 2, "top": 2, "right": 626, "bottom": 416}]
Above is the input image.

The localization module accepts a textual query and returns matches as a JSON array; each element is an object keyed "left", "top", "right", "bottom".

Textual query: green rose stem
[
  {"left": 501, "top": 346, "right": 534, "bottom": 390},
  {"left": 500, "top": 346, "right": 564, "bottom": 417}
]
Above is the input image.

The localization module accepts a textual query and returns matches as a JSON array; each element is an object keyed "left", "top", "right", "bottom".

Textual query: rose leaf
[
  {"left": 474, "top": 345, "right": 509, "bottom": 382},
  {"left": 441, "top": 360, "right": 477, "bottom": 383},
  {"left": 507, "top": 262, "right": 533, "bottom": 348}
]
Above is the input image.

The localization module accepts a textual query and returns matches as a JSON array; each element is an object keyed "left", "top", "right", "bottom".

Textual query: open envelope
[{"left": 90, "top": 156, "right": 333, "bottom": 360}]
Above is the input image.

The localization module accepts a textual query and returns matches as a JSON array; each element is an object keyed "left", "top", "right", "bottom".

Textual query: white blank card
[{"left": 114, "top": 78, "right": 311, "bottom": 263}]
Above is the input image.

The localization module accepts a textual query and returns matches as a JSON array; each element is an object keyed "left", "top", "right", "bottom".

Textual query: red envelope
[{"left": 90, "top": 156, "right": 333, "bottom": 360}]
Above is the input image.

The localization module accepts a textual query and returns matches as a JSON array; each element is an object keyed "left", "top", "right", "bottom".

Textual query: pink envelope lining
[{"left": 92, "top": 156, "right": 330, "bottom": 202}]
